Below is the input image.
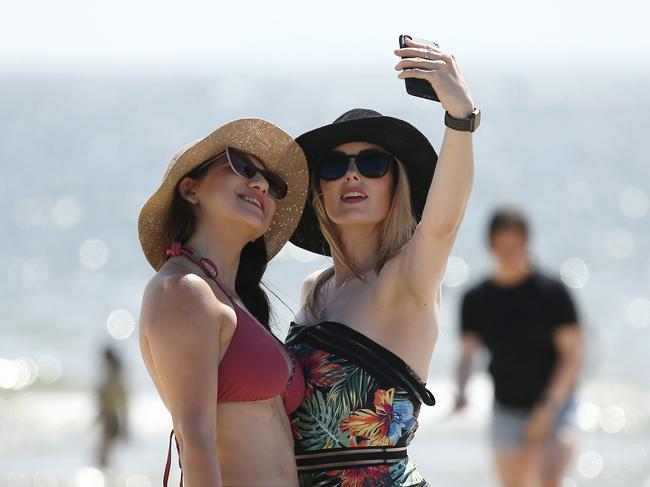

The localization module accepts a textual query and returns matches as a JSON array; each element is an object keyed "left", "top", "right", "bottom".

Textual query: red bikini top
[
  {"left": 166, "top": 242, "right": 305, "bottom": 413},
  {"left": 162, "top": 243, "right": 306, "bottom": 486}
]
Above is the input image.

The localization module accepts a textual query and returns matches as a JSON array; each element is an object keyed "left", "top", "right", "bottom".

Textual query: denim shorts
[{"left": 490, "top": 396, "right": 577, "bottom": 451}]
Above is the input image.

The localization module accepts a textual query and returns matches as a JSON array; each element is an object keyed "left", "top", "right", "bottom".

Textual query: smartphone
[{"left": 398, "top": 34, "right": 440, "bottom": 102}]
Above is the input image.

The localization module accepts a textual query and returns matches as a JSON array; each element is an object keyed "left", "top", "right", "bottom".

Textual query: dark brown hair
[
  {"left": 164, "top": 163, "right": 271, "bottom": 329},
  {"left": 488, "top": 207, "right": 530, "bottom": 244}
]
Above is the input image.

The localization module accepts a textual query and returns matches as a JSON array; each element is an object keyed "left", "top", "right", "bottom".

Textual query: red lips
[{"left": 340, "top": 187, "right": 368, "bottom": 204}]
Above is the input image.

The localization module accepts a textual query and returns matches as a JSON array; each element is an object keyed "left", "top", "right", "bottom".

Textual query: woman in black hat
[{"left": 286, "top": 38, "right": 478, "bottom": 486}]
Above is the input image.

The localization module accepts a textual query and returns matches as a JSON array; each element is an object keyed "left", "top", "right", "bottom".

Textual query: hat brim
[
  {"left": 290, "top": 115, "right": 437, "bottom": 256},
  {"left": 138, "top": 118, "right": 308, "bottom": 270}
]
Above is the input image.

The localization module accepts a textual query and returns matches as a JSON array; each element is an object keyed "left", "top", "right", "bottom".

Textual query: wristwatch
[{"left": 444, "top": 107, "right": 481, "bottom": 132}]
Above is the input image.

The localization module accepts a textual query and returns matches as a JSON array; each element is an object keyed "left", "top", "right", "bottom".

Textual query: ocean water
[{"left": 0, "top": 71, "right": 649, "bottom": 486}]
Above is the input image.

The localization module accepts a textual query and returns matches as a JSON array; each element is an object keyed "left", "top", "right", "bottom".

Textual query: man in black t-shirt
[{"left": 454, "top": 208, "right": 583, "bottom": 487}]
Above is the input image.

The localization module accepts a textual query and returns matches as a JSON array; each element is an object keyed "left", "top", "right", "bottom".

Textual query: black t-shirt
[{"left": 461, "top": 271, "right": 579, "bottom": 410}]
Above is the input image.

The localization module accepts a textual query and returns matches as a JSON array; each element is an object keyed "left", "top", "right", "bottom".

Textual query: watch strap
[{"left": 445, "top": 107, "right": 481, "bottom": 132}]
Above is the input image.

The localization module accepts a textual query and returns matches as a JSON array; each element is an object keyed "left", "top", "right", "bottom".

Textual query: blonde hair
[{"left": 305, "top": 157, "right": 416, "bottom": 316}]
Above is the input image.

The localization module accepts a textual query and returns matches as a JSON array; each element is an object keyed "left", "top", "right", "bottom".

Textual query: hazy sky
[{"left": 1, "top": 0, "right": 648, "bottom": 75}]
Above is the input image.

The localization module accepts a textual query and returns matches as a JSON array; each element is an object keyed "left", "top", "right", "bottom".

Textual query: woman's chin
[
  {"left": 327, "top": 207, "right": 384, "bottom": 225},
  {"left": 234, "top": 209, "right": 271, "bottom": 237},
  {"left": 330, "top": 214, "right": 385, "bottom": 227}
]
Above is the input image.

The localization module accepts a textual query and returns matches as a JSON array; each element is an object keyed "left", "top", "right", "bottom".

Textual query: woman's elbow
[{"left": 175, "top": 414, "right": 217, "bottom": 449}]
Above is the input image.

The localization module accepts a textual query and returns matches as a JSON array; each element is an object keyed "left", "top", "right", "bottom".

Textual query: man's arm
[{"left": 455, "top": 332, "right": 482, "bottom": 410}]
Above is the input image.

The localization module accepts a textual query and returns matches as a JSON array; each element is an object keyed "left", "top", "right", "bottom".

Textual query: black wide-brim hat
[{"left": 290, "top": 108, "right": 438, "bottom": 256}]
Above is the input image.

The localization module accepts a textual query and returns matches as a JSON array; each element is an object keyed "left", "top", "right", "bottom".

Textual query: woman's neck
[
  {"left": 184, "top": 224, "right": 247, "bottom": 292},
  {"left": 331, "top": 223, "right": 382, "bottom": 285}
]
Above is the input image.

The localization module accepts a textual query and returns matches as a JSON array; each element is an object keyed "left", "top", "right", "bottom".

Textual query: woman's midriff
[{"left": 216, "top": 396, "right": 298, "bottom": 487}]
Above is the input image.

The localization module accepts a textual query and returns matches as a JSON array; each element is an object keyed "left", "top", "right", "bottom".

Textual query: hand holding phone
[{"left": 398, "top": 34, "right": 440, "bottom": 102}]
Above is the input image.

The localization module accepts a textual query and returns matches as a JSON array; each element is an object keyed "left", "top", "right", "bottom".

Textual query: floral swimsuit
[{"left": 286, "top": 321, "right": 436, "bottom": 487}]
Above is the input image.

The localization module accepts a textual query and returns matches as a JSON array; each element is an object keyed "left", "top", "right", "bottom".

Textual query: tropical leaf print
[
  {"left": 389, "top": 459, "right": 426, "bottom": 486},
  {"left": 299, "top": 472, "right": 339, "bottom": 487},
  {"left": 340, "top": 388, "right": 394, "bottom": 446},
  {"left": 304, "top": 350, "right": 347, "bottom": 388},
  {"left": 339, "top": 388, "right": 416, "bottom": 447},
  {"left": 294, "top": 388, "right": 347, "bottom": 450},
  {"left": 300, "top": 460, "right": 421, "bottom": 487},
  {"left": 288, "top": 329, "right": 431, "bottom": 485},
  {"left": 327, "top": 464, "right": 392, "bottom": 487},
  {"left": 328, "top": 366, "right": 375, "bottom": 417}
]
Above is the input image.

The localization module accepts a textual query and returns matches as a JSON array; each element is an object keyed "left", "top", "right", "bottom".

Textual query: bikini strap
[
  {"left": 167, "top": 241, "right": 235, "bottom": 306},
  {"left": 163, "top": 429, "right": 183, "bottom": 487}
]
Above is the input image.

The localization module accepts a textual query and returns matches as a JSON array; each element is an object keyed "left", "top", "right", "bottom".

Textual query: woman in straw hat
[
  {"left": 285, "top": 38, "right": 479, "bottom": 485},
  {"left": 138, "top": 118, "right": 309, "bottom": 486}
]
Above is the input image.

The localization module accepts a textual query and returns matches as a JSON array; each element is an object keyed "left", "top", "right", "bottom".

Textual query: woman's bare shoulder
[
  {"left": 141, "top": 267, "right": 232, "bottom": 338},
  {"left": 302, "top": 267, "right": 330, "bottom": 290},
  {"left": 299, "top": 267, "right": 330, "bottom": 303},
  {"left": 139, "top": 267, "right": 224, "bottom": 425}
]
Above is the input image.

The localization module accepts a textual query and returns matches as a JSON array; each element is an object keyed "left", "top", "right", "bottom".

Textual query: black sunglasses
[
  {"left": 189, "top": 146, "right": 288, "bottom": 200},
  {"left": 316, "top": 149, "right": 395, "bottom": 181}
]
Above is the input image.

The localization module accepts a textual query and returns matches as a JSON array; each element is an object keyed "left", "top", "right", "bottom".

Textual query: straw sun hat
[{"left": 138, "top": 118, "right": 309, "bottom": 271}]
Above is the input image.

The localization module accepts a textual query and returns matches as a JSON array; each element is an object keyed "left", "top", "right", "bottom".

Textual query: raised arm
[
  {"left": 141, "top": 274, "right": 225, "bottom": 486},
  {"left": 394, "top": 38, "right": 476, "bottom": 302}
]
